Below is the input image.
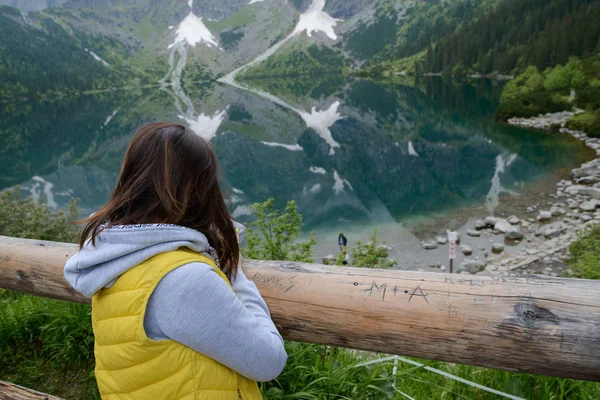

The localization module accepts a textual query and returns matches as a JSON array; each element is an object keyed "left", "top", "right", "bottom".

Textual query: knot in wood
[{"left": 514, "top": 303, "right": 558, "bottom": 328}]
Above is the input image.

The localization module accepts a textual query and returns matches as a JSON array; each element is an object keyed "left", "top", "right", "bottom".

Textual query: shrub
[
  {"left": 245, "top": 198, "right": 316, "bottom": 262},
  {"left": 566, "top": 112, "right": 600, "bottom": 137},
  {"left": 350, "top": 230, "right": 397, "bottom": 269},
  {"left": 0, "top": 186, "right": 79, "bottom": 242}
]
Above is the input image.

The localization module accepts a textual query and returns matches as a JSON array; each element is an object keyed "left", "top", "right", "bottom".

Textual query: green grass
[
  {"left": 564, "top": 224, "right": 600, "bottom": 280},
  {"left": 0, "top": 290, "right": 99, "bottom": 399},
  {"left": 2, "top": 289, "right": 599, "bottom": 399}
]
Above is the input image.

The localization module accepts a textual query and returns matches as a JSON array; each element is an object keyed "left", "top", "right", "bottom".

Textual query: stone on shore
[
  {"left": 537, "top": 211, "right": 552, "bottom": 222},
  {"left": 505, "top": 226, "right": 524, "bottom": 240},
  {"left": 460, "top": 245, "right": 473, "bottom": 255},
  {"left": 459, "top": 259, "right": 486, "bottom": 274},
  {"left": 571, "top": 164, "right": 599, "bottom": 179},
  {"left": 436, "top": 236, "right": 448, "bottom": 245},
  {"left": 492, "top": 243, "right": 505, "bottom": 253},
  {"left": 422, "top": 241, "right": 438, "bottom": 250},
  {"left": 466, "top": 229, "right": 481, "bottom": 237},
  {"left": 580, "top": 199, "right": 600, "bottom": 212},
  {"left": 508, "top": 216, "right": 521, "bottom": 225},
  {"left": 543, "top": 222, "right": 567, "bottom": 239},
  {"left": 550, "top": 207, "right": 566, "bottom": 216},
  {"left": 484, "top": 216, "right": 501, "bottom": 227},
  {"left": 494, "top": 220, "right": 510, "bottom": 233},
  {"left": 475, "top": 220, "right": 486, "bottom": 230},
  {"left": 565, "top": 185, "right": 600, "bottom": 199},
  {"left": 576, "top": 176, "right": 599, "bottom": 185}
]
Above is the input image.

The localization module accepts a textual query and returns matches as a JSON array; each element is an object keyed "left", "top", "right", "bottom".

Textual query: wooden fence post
[{"left": 1, "top": 235, "right": 599, "bottom": 381}]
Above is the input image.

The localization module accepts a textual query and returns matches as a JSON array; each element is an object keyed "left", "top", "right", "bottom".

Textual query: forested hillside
[
  {"left": 423, "top": 0, "right": 600, "bottom": 75},
  {"left": 0, "top": 7, "right": 141, "bottom": 102},
  {"left": 349, "top": 0, "right": 497, "bottom": 67},
  {"left": 238, "top": 44, "right": 346, "bottom": 79}
]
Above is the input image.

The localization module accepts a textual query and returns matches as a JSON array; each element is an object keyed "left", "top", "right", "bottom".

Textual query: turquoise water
[{"left": 0, "top": 76, "right": 592, "bottom": 267}]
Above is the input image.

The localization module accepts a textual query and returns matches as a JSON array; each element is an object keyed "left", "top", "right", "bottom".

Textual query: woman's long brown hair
[{"left": 80, "top": 122, "right": 239, "bottom": 278}]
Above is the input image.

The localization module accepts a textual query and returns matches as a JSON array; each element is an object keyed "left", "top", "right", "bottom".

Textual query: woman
[
  {"left": 64, "top": 122, "right": 287, "bottom": 400},
  {"left": 338, "top": 233, "right": 347, "bottom": 252}
]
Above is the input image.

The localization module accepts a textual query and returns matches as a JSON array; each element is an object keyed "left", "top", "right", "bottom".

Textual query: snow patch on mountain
[
  {"left": 305, "top": 183, "right": 322, "bottom": 194},
  {"left": 248, "top": 0, "right": 265, "bottom": 4},
  {"left": 232, "top": 188, "right": 244, "bottom": 194},
  {"left": 102, "top": 110, "right": 118, "bottom": 127},
  {"left": 333, "top": 170, "right": 350, "bottom": 194},
  {"left": 299, "top": 101, "right": 342, "bottom": 155},
  {"left": 408, "top": 141, "right": 419, "bottom": 156},
  {"left": 180, "top": 109, "right": 227, "bottom": 141},
  {"left": 168, "top": 12, "right": 218, "bottom": 49},
  {"left": 293, "top": 0, "right": 340, "bottom": 41},
  {"left": 485, "top": 153, "right": 518, "bottom": 212},
  {"left": 84, "top": 48, "right": 110, "bottom": 67},
  {"left": 30, "top": 176, "right": 58, "bottom": 208},
  {"left": 261, "top": 141, "right": 303, "bottom": 151},
  {"left": 310, "top": 166, "right": 326, "bottom": 175}
]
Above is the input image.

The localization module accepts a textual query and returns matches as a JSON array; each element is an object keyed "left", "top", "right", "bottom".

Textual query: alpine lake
[{"left": 1, "top": 76, "right": 594, "bottom": 270}]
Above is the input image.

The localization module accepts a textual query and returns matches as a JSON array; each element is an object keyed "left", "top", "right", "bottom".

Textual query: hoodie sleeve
[{"left": 144, "top": 262, "right": 287, "bottom": 382}]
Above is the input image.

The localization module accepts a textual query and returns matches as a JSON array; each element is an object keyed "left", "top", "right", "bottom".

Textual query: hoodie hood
[{"left": 64, "top": 224, "right": 213, "bottom": 297}]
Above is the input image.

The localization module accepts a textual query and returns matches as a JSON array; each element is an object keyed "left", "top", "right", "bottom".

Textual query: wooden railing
[{"left": 1, "top": 235, "right": 600, "bottom": 382}]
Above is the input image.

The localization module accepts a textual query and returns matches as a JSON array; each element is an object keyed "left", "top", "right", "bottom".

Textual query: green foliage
[
  {"left": 245, "top": 198, "right": 316, "bottom": 262},
  {"left": 0, "top": 290, "right": 99, "bottom": 399},
  {"left": 261, "top": 344, "right": 395, "bottom": 399},
  {"left": 351, "top": 0, "right": 495, "bottom": 69},
  {"left": 423, "top": 0, "right": 600, "bottom": 74},
  {"left": 0, "top": 12, "right": 136, "bottom": 102},
  {"left": 496, "top": 56, "right": 600, "bottom": 123},
  {"left": 0, "top": 187, "right": 80, "bottom": 243},
  {"left": 262, "top": 343, "right": 600, "bottom": 399},
  {"left": 565, "top": 225, "right": 600, "bottom": 279},
  {"left": 566, "top": 112, "right": 600, "bottom": 137},
  {"left": 238, "top": 45, "right": 346, "bottom": 79},
  {"left": 543, "top": 65, "right": 571, "bottom": 91},
  {"left": 350, "top": 230, "right": 397, "bottom": 269}
]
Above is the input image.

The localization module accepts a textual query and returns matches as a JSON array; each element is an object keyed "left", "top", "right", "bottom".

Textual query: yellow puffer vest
[{"left": 92, "top": 249, "right": 262, "bottom": 400}]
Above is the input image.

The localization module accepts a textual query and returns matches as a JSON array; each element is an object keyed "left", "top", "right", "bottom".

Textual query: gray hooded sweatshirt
[{"left": 64, "top": 224, "right": 287, "bottom": 382}]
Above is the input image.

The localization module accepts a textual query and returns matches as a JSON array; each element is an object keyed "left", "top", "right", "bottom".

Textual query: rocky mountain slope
[{"left": 1, "top": 0, "right": 499, "bottom": 97}]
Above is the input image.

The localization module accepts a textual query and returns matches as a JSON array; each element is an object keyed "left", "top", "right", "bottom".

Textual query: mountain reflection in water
[{"left": 1, "top": 76, "right": 591, "bottom": 268}]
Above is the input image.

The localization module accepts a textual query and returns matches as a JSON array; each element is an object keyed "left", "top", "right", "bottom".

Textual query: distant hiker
[
  {"left": 339, "top": 233, "right": 348, "bottom": 252},
  {"left": 64, "top": 122, "right": 285, "bottom": 400}
]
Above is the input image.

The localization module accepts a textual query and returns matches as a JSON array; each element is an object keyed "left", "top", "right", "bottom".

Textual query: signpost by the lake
[{"left": 448, "top": 231, "right": 458, "bottom": 273}]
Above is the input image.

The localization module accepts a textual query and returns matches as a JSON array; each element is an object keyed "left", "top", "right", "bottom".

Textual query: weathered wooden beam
[
  {"left": 0, "top": 380, "right": 64, "bottom": 400},
  {"left": 1, "top": 235, "right": 600, "bottom": 381}
]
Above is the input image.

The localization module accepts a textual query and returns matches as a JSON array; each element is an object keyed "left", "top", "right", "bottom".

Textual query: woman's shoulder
[{"left": 155, "top": 261, "right": 227, "bottom": 295}]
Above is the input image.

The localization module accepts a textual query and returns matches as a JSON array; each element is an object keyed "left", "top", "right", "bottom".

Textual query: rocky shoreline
[{"left": 434, "top": 111, "right": 600, "bottom": 277}]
